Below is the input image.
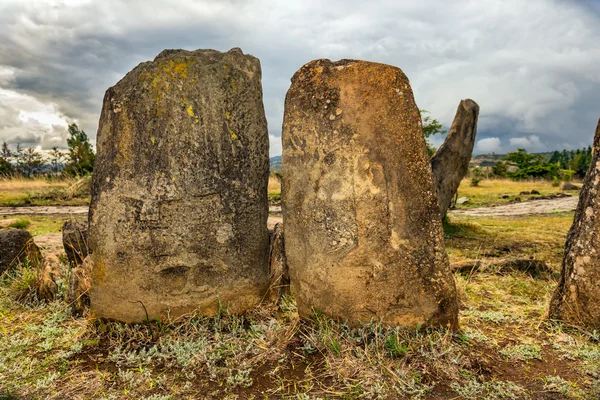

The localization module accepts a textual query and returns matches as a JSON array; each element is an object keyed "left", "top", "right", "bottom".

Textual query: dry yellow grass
[
  {"left": 0, "top": 177, "right": 70, "bottom": 192},
  {"left": 0, "top": 177, "right": 90, "bottom": 206},
  {"left": 267, "top": 174, "right": 281, "bottom": 194},
  {"left": 455, "top": 178, "right": 580, "bottom": 208}
]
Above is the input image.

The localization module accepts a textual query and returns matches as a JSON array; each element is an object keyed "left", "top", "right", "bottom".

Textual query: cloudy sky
[{"left": 0, "top": 0, "right": 599, "bottom": 156}]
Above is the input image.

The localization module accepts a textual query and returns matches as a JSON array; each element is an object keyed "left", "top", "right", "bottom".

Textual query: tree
[
  {"left": 1, "top": 142, "right": 11, "bottom": 158},
  {"left": 48, "top": 146, "right": 66, "bottom": 175},
  {"left": 505, "top": 148, "right": 559, "bottom": 180},
  {"left": 19, "top": 148, "right": 44, "bottom": 177},
  {"left": 420, "top": 110, "right": 447, "bottom": 155},
  {"left": 492, "top": 161, "right": 508, "bottom": 177},
  {"left": 0, "top": 142, "right": 12, "bottom": 176},
  {"left": 63, "top": 124, "right": 95, "bottom": 176}
]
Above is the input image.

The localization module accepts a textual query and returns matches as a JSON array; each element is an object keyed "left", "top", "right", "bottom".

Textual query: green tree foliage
[
  {"left": 17, "top": 148, "right": 45, "bottom": 177},
  {"left": 420, "top": 110, "right": 447, "bottom": 156},
  {"left": 492, "top": 161, "right": 508, "bottom": 177},
  {"left": 1, "top": 141, "right": 11, "bottom": 158},
  {"left": 0, "top": 141, "right": 13, "bottom": 176},
  {"left": 48, "top": 146, "right": 67, "bottom": 175},
  {"left": 505, "top": 148, "right": 559, "bottom": 180},
  {"left": 63, "top": 124, "right": 95, "bottom": 176}
]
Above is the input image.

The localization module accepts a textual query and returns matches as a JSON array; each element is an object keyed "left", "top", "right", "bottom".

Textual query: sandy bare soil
[
  {"left": 0, "top": 197, "right": 578, "bottom": 220},
  {"left": 449, "top": 195, "right": 578, "bottom": 216},
  {"left": 0, "top": 206, "right": 89, "bottom": 216}
]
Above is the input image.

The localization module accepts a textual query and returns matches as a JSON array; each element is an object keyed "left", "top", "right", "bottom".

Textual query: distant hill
[{"left": 270, "top": 155, "right": 282, "bottom": 172}]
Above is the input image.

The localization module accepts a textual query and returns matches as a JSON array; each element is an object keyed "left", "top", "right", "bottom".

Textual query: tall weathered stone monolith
[
  {"left": 549, "top": 119, "right": 600, "bottom": 328},
  {"left": 431, "top": 99, "right": 479, "bottom": 218},
  {"left": 89, "top": 48, "right": 270, "bottom": 322},
  {"left": 282, "top": 59, "right": 458, "bottom": 328}
]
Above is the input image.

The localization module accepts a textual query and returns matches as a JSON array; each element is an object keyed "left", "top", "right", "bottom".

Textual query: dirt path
[
  {"left": 0, "top": 196, "right": 578, "bottom": 221},
  {"left": 449, "top": 196, "right": 578, "bottom": 217},
  {"left": 0, "top": 205, "right": 89, "bottom": 216}
]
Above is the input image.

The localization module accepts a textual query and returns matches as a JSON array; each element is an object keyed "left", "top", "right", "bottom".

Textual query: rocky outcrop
[
  {"left": 89, "top": 48, "right": 270, "bottom": 322},
  {"left": 268, "top": 223, "right": 289, "bottom": 304},
  {"left": 38, "top": 253, "right": 64, "bottom": 301},
  {"left": 431, "top": 99, "right": 479, "bottom": 218},
  {"left": 68, "top": 255, "right": 93, "bottom": 316},
  {"left": 549, "top": 119, "right": 600, "bottom": 328},
  {"left": 281, "top": 59, "right": 458, "bottom": 328},
  {"left": 62, "top": 221, "right": 89, "bottom": 267},
  {"left": 0, "top": 228, "right": 41, "bottom": 274}
]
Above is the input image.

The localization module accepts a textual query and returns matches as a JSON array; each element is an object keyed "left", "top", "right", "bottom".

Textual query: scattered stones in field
[
  {"left": 451, "top": 258, "right": 555, "bottom": 279},
  {"left": 68, "top": 255, "right": 93, "bottom": 315},
  {"left": 282, "top": 58, "right": 458, "bottom": 328},
  {"left": 456, "top": 197, "right": 469, "bottom": 205},
  {"left": 550, "top": 119, "right": 600, "bottom": 328},
  {"left": 0, "top": 228, "right": 41, "bottom": 274},
  {"left": 89, "top": 48, "right": 270, "bottom": 322},
  {"left": 62, "top": 220, "right": 89, "bottom": 267},
  {"left": 561, "top": 182, "right": 580, "bottom": 191},
  {"left": 431, "top": 99, "right": 479, "bottom": 218},
  {"left": 531, "top": 190, "right": 541, "bottom": 195},
  {"left": 38, "top": 253, "right": 64, "bottom": 301}
]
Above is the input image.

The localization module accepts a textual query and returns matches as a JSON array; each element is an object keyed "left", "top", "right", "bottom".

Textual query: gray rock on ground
[
  {"left": 62, "top": 220, "right": 89, "bottom": 267},
  {"left": 89, "top": 47, "right": 270, "bottom": 322},
  {"left": 268, "top": 223, "right": 289, "bottom": 304},
  {"left": 38, "top": 253, "right": 64, "bottom": 302},
  {"left": 550, "top": 119, "right": 600, "bottom": 328},
  {"left": 0, "top": 228, "right": 42, "bottom": 274},
  {"left": 431, "top": 99, "right": 480, "bottom": 218},
  {"left": 561, "top": 182, "right": 580, "bottom": 191},
  {"left": 68, "top": 255, "right": 93, "bottom": 316},
  {"left": 282, "top": 59, "right": 458, "bottom": 328}
]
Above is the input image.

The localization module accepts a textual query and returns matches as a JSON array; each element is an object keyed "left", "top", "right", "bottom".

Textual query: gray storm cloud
[{"left": 1, "top": 0, "right": 599, "bottom": 155}]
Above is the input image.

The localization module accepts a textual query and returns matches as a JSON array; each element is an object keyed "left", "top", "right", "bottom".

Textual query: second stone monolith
[
  {"left": 282, "top": 59, "right": 458, "bottom": 327},
  {"left": 90, "top": 48, "right": 270, "bottom": 322}
]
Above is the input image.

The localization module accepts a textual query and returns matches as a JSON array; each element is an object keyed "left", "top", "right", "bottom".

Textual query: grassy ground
[
  {"left": 1, "top": 178, "right": 598, "bottom": 399},
  {"left": 0, "top": 177, "right": 91, "bottom": 207},
  {"left": 1, "top": 211, "right": 599, "bottom": 399},
  {"left": 1, "top": 215, "right": 76, "bottom": 236},
  {"left": 453, "top": 178, "right": 580, "bottom": 209}
]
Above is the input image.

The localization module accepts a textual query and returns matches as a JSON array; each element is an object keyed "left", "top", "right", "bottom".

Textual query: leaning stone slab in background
[
  {"left": 62, "top": 221, "right": 89, "bottom": 267},
  {"left": 69, "top": 255, "right": 93, "bottom": 316},
  {"left": 268, "top": 223, "right": 289, "bottom": 304},
  {"left": 90, "top": 48, "right": 270, "bottom": 322},
  {"left": 550, "top": 119, "right": 600, "bottom": 328},
  {"left": 282, "top": 59, "right": 458, "bottom": 328},
  {"left": 431, "top": 99, "right": 479, "bottom": 218},
  {"left": 0, "top": 228, "right": 41, "bottom": 274}
]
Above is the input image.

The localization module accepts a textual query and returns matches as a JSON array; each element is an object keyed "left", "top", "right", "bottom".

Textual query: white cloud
[
  {"left": 509, "top": 135, "right": 547, "bottom": 152},
  {"left": 1, "top": 0, "right": 600, "bottom": 155},
  {"left": 475, "top": 137, "right": 502, "bottom": 154}
]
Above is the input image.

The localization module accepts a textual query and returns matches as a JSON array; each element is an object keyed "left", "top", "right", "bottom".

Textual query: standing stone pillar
[
  {"left": 431, "top": 99, "right": 479, "bottom": 218},
  {"left": 282, "top": 59, "right": 458, "bottom": 328},
  {"left": 90, "top": 48, "right": 270, "bottom": 322},
  {"left": 550, "top": 119, "right": 600, "bottom": 328}
]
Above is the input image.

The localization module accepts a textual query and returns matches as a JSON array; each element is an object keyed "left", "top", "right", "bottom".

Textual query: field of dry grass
[
  {"left": 453, "top": 178, "right": 581, "bottom": 209},
  {"left": 0, "top": 177, "right": 91, "bottom": 207},
  {"left": 1, "top": 178, "right": 599, "bottom": 399}
]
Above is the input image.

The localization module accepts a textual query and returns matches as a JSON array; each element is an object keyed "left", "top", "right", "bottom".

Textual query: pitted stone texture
[
  {"left": 62, "top": 221, "right": 89, "bottom": 267},
  {"left": 282, "top": 59, "right": 458, "bottom": 328},
  {"left": 90, "top": 48, "right": 270, "bottom": 322},
  {"left": 0, "top": 228, "right": 41, "bottom": 274},
  {"left": 431, "top": 99, "right": 479, "bottom": 218},
  {"left": 550, "top": 119, "right": 600, "bottom": 328}
]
